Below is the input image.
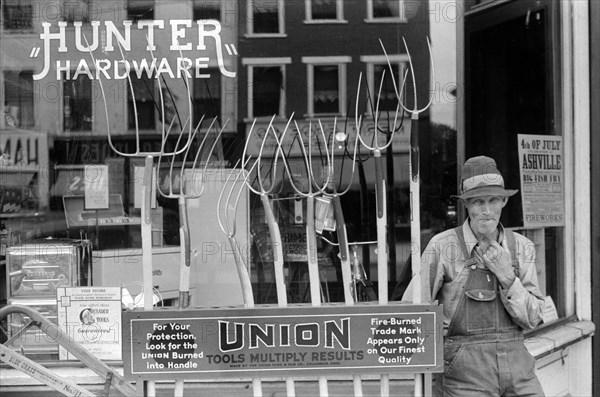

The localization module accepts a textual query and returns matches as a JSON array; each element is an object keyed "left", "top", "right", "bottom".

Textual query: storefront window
[{"left": 0, "top": 0, "right": 460, "bottom": 358}]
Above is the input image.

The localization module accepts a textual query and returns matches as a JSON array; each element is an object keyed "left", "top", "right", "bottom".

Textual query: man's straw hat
[{"left": 455, "top": 156, "right": 518, "bottom": 200}]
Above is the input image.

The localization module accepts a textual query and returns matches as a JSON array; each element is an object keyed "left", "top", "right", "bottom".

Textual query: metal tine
[
  {"left": 256, "top": 115, "right": 290, "bottom": 195},
  {"left": 83, "top": 33, "right": 193, "bottom": 158},
  {"left": 241, "top": 114, "right": 296, "bottom": 196},
  {"left": 354, "top": 67, "right": 407, "bottom": 153},
  {"left": 397, "top": 36, "right": 435, "bottom": 116},
  {"left": 156, "top": 115, "right": 203, "bottom": 198},
  {"left": 156, "top": 116, "right": 220, "bottom": 199},
  {"left": 275, "top": 120, "right": 331, "bottom": 198},
  {"left": 217, "top": 158, "right": 254, "bottom": 239},
  {"left": 216, "top": 158, "right": 258, "bottom": 303},
  {"left": 216, "top": 157, "right": 266, "bottom": 396},
  {"left": 316, "top": 117, "right": 360, "bottom": 197}
]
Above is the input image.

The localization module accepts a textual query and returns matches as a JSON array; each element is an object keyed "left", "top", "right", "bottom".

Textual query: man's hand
[{"left": 481, "top": 239, "right": 516, "bottom": 290}]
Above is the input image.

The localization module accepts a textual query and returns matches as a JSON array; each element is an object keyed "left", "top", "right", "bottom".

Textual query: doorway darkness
[{"left": 465, "top": 1, "right": 554, "bottom": 228}]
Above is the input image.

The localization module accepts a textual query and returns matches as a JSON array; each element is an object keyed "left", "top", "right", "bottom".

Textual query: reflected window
[
  {"left": 253, "top": 66, "right": 283, "bottom": 117},
  {"left": 127, "top": 0, "right": 154, "bottom": 22},
  {"left": 63, "top": 73, "right": 92, "bottom": 132},
  {"left": 193, "top": 0, "right": 220, "bottom": 21},
  {"left": 193, "top": 68, "right": 221, "bottom": 126},
  {"left": 243, "top": 59, "right": 289, "bottom": 118},
  {"left": 3, "top": 0, "right": 33, "bottom": 30},
  {"left": 306, "top": 0, "right": 343, "bottom": 21},
  {"left": 303, "top": 56, "right": 350, "bottom": 116},
  {"left": 367, "top": 0, "right": 406, "bottom": 22},
  {"left": 248, "top": 0, "right": 283, "bottom": 35},
  {"left": 3, "top": 71, "right": 34, "bottom": 128},
  {"left": 128, "top": 74, "right": 155, "bottom": 130},
  {"left": 61, "top": 0, "right": 90, "bottom": 23}
]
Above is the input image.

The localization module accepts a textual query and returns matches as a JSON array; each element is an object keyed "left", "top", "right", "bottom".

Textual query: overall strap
[
  {"left": 504, "top": 229, "right": 520, "bottom": 278},
  {"left": 453, "top": 226, "right": 471, "bottom": 260}
]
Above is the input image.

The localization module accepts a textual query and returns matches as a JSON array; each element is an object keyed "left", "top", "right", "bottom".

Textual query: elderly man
[{"left": 403, "top": 156, "right": 545, "bottom": 397}]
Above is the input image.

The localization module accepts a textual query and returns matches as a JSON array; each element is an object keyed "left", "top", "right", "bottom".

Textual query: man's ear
[{"left": 501, "top": 197, "right": 509, "bottom": 208}]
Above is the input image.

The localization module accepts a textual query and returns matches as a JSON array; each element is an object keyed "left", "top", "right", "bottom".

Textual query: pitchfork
[
  {"left": 85, "top": 34, "right": 194, "bottom": 396},
  {"left": 156, "top": 116, "right": 223, "bottom": 309},
  {"left": 384, "top": 36, "right": 435, "bottom": 397},
  {"left": 217, "top": 158, "right": 267, "bottom": 395},
  {"left": 269, "top": 118, "right": 337, "bottom": 396}
]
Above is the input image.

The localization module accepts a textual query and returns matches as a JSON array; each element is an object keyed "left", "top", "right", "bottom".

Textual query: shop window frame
[
  {"left": 246, "top": 0, "right": 286, "bottom": 37},
  {"left": 301, "top": 56, "right": 350, "bottom": 118},
  {"left": 242, "top": 57, "right": 290, "bottom": 120}
]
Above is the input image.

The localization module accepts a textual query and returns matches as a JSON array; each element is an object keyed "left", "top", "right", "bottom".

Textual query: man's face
[{"left": 465, "top": 195, "right": 508, "bottom": 236}]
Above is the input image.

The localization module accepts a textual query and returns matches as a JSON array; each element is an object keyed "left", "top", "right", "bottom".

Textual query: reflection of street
[{"left": 1, "top": 379, "right": 414, "bottom": 396}]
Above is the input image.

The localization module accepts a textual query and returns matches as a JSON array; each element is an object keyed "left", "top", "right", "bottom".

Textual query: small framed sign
[{"left": 57, "top": 287, "right": 122, "bottom": 360}]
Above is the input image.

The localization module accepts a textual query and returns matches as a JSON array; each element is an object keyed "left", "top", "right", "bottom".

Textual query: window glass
[
  {"left": 63, "top": 73, "right": 92, "bottom": 132},
  {"left": 3, "top": 71, "right": 34, "bottom": 128}
]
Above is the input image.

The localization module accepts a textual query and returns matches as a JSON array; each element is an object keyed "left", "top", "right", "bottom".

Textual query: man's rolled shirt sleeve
[{"left": 499, "top": 234, "right": 545, "bottom": 330}]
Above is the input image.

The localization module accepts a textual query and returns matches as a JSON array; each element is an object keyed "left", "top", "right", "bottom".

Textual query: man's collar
[{"left": 462, "top": 219, "right": 505, "bottom": 255}]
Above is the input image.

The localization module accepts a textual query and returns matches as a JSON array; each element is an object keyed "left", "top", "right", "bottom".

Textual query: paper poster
[
  {"left": 517, "top": 134, "right": 565, "bottom": 227},
  {"left": 83, "top": 165, "right": 109, "bottom": 210},
  {"left": 57, "top": 287, "right": 122, "bottom": 360}
]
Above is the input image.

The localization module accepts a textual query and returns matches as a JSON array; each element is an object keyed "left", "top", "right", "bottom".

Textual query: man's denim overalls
[{"left": 433, "top": 227, "right": 545, "bottom": 397}]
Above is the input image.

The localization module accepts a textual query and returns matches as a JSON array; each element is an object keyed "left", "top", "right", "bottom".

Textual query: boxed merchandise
[{"left": 6, "top": 239, "right": 91, "bottom": 298}]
